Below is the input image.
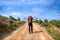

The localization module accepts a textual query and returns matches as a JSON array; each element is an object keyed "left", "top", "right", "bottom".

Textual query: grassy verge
[
  {"left": 46, "top": 26, "right": 60, "bottom": 40},
  {"left": 40, "top": 23, "right": 60, "bottom": 40}
]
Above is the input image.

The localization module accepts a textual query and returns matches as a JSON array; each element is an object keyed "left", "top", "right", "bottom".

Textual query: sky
[{"left": 0, "top": 0, "right": 60, "bottom": 20}]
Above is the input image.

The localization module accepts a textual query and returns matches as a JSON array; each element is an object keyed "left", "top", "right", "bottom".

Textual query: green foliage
[
  {"left": 0, "top": 15, "right": 25, "bottom": 40},
  {"left": 0, "top": 20, "right": 17, "bottom": 37},
  {"left": 0, "top": 15, "right": 8, "bottom": 21},
  {"left": 34, "top": 19, "right": 43, "bottom": 24},
  {"left": 38, "top": 20, "right": 43, "bottom": 24},
  {"left": 18, "top": 17, "right": 20, "bottom": 21},
  {"left": 50, "top": 20, "right": 60, "bottom": 27},
  {"left": 9, "top": 16, "right": 17, "bottom": 21},
  {"left": 33, "top": 19, "right": 38, "bottom": 23},
  {"left": 40, "top": 19, "right": 50, "bottom": 27},
  {"left": 44, "top": 19, "right": 48, "bottom": 23}
]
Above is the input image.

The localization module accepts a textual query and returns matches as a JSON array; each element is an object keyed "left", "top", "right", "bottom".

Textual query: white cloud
[
  {"left": 0, "top": 12, "right": 22, "bottom": 17},
  {"left": 11, "top": 12, "right": 21, "bottom": 17}
]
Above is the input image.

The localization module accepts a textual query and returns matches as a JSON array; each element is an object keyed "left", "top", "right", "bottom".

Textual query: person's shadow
[{"left": 33, "top": 30, "right": 43, "bottom": 33}]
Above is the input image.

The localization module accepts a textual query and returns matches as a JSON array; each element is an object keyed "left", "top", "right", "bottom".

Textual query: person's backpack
[{"left": 28, "top": 16, "right": 33, "bottom": 23}]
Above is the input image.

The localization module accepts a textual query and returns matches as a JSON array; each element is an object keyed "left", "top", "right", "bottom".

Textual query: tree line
[{"left": 34, "top": 19, "right": 60, "bottom": 27}]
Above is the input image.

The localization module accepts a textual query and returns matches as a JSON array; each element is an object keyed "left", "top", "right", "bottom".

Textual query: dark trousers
[{"left": 28, "top": 23, "right": 33, "bottom": 33}]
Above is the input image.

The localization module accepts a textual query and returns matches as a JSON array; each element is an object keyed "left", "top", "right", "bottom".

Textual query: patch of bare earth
[{"left": 51, "top": 25, "right": 60, "bottom": 32}]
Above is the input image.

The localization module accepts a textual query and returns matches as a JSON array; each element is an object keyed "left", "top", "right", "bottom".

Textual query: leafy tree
[
  {"left": 44, "top": 19, "right": 48, "bottom": 23},
  {"left": 39, "top": 20, "right": 43, "bottom": 24},
  {"left": 43, "top": 19, "right": 49, "bottom": 26},
  {"left": 40, "top": 19, "right": 50, "bottom": 27},
  {"left": 18, "top": 17, "right": 20, "bottom": 21},
  {"left": 9, "top": 16, "right": 17, "bottom": 21}
]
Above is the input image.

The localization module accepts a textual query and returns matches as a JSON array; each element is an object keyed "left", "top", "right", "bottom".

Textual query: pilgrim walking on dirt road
[{"left": 28, "top": 16, "right": 33, "bottom": 34}]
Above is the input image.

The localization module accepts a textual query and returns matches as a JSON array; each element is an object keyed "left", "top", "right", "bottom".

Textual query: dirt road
[{"left": 3, "top": 23, "right": 53, "bottom": 40}]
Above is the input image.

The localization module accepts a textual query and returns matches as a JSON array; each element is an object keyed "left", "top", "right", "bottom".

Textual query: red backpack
[{"left": 28, "top": 16, "right": 33, "bottom": 23}]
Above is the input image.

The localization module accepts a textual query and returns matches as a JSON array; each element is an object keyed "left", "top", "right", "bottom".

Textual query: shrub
[
  {"left": 18, "top": 17, "right": 20, "bottom": 21},
  {"left": 34, "top": 19, "right": 43, "bottom": 24},
  {"left": 9, "top": 16, "right": 17, "bottom": 21},
  {"left": 50, "top": 20, "right": 60, "bottom": 27}
]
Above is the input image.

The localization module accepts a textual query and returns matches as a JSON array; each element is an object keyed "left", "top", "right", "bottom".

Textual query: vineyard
[
  {"left": 34, "top": 19, "right": 60, "bottom": 40},
  {"left": 0, "top": 15, "right": 25, "bottom": 40}
]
